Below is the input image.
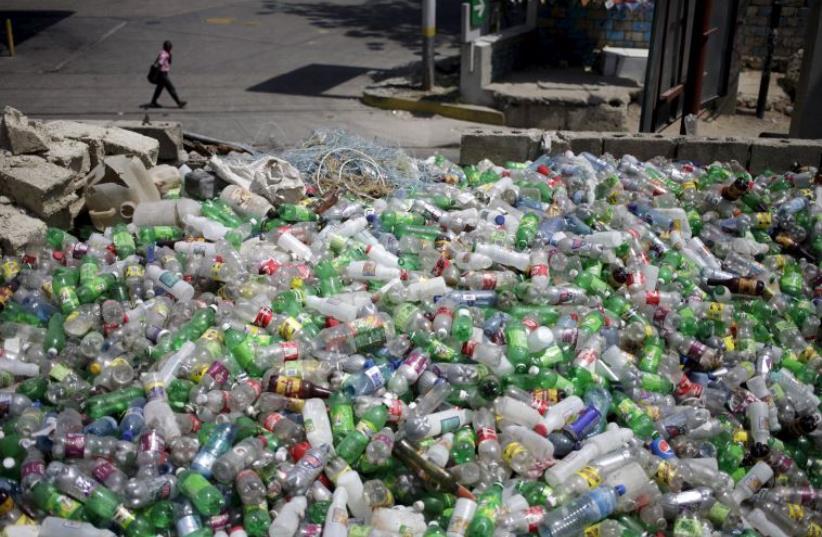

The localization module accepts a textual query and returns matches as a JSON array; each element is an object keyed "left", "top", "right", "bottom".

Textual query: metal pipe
[
  {"left": 422, "top": 0, "right": 436, "bottom": 90},
  {"left": 5, "top": 19, "right": 14, "bottom": 57},
  {"left": 756, "top": 0, "right": 783, "bottom": 118},
  {"left": 681, "top": 0, "right": 714, "bottom": 135}
]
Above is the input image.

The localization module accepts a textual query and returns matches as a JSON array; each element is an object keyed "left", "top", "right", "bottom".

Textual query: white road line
[{"left": 48, "top": 20, "right": 127, "bottom": 72}]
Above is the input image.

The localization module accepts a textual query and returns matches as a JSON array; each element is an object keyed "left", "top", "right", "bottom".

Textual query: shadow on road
[
  {"left": 0, "top": 10, "right": 74, "bottom": 52},
  {"left": 247, "top": 63, "right": 378, "bottom": 98},
  {"left": 256, "top": 0, "right": 460, "bottom": 52}
]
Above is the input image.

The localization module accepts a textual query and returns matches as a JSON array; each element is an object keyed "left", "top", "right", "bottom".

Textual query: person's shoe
[
  {"left": 178, "top": 101, "right": 187, "bottom": 109},
  {"left": 147, "top": 102, "right": 162, "bottom": 108}
]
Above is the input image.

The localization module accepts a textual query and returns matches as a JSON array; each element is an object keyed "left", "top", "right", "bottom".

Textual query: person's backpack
[{"left": 147, "top": 58, "right": 161, "bottom": 84}]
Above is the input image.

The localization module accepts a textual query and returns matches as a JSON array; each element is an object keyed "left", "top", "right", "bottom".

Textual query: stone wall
[
  {"left": 537, "top": 1, "right": 654, "bottom": 66},
  {"left": 738, "top": 0, "right": 808, "bottom": 70}
]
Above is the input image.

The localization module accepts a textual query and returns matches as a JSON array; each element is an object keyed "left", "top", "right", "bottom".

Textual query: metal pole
[
  {"left": 756, "top": 0, "right": 782, "bottom": 118},
  {"left": 681, "top": 0, "right": 713, "bottom": 135},
  {"left": 422, "top": 0, "right": 436, "bottom": 90},
  {"left": 5, "top": 19, "right": 14, "bottom": 57}
]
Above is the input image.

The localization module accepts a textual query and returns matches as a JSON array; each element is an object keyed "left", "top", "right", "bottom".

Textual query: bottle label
[
  {"left": 707, "top": 501, "right": 730, "bottom": 525},
  {"left": 583, "top": 523, "right": 601, "bottom": 537},
  {"left": 476, "top": 426, "right": 497, "bottom": 443},
  {"left": 254, "top": 306, "right": 274, "bottom": 328},
  {"left": 263, "top": 412, "right": 284, "bottom": 431},
  {"left": 364, "top": 365, "right": 385, "bottom": 387},
  {"left": 279, "top": 317, "right": 302, "bottom": 340},
  {"left": 272, "top": 376, "right": 302, "bottom": 397},
  {"left": 63, "top": 433, "right": 86, "bottom": 458},
  {"left": 386, "top": 398, "right": 404, "bottom": 422},
  {"left": 49, "top": 363, "right": 72, "bottom": 382},
  {"left": 576, "top": 466, "right": 602, "bottom": 489},
  {"left": 92, "top": 460, "right": 117, "bottom": 482},
  {"left": 206, "top": 361, "right": 230, "bottom": 385},
  {"left": 807, "top": 522, "right": 822, "bottom": 537},
  {"left": 655, "top": 461, "right": 678, "bottom": 487},
  {"left": 21, "top": 459, "right": 45, "bottom": 479},
  {"left": 530, "top": 264, "right": 548, "bottom": 277},
  {"left": 140, "top": 429, "right": 166, "bottom": 455},
  {"left": 361, "top": 262, "right": 377, "bottom": 277},
  {"left": 299, "top": 452, "right": 324, "bottom": 471},
  {"left": 52, "top": 494, "right": 81, "bottom": 518},
  {"left": 158, "top": 270, "right": 179, "bottom": 288},
  {"left": 787, "top": 503, "right": 804, "bottom": 520},
  {"left": 502, "top": 442, "right": 526, "bottom": 464}
]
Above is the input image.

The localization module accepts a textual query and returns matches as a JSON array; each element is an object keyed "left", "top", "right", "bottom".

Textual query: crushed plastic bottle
[{"left": 0, "top": 144, "right": 820, "bottom": 537}]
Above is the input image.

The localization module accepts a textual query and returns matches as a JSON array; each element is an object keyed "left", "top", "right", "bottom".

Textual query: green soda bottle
[
  {"left": 244, "top": 502, "right": 272, "bottom": 536},
  {"left": 146, "top": 499, "right": 175, "bottom": 529},
  {"left": 450, "top": 427, "right": 477, "bottom": 464},
  {"left": 504, "top": 321, "right": 529, "bottom": 366},
  {"left": 138, "top": 226, "right": 183, "bottom": 245},
  {"left": 515, "top": 213, "right": 540, "bottom": 251},
  {"left": 329, "top": 391, "right": 356, "bottom": 443},
  {"left": 315, "top": 260, "right": 343, "bottom": 297},
  {"left": 202, "top": 199, "right": 243, "bottom": 227},
  {"left": 466, "top": 482, "right": 502, "bottom": 537},
  {"left": 336, "top": 404, "right": 387, "bottom": 464},
  {"left": 612, "top": 391, "right": 656, "bottom": 440},
  {"left": 178, "top": 470, "right": 226, "bottom": 515},
  {"left": 780, "top": 261, "right": 804, "bottom": 297},
  {"left": 451, "top": 307, "right": 474, "bottom": 342},
  {"left": 78, "top": 256, "right": 100, "bottom": 286},
  {"left": 77, "top": 273, "right": 116, "bottom": 303},
  {"left": 84, "top": 386, "right": 144, "bottom": 419},
  {"left": 43, "top": 312, "right": 65, "bottom": 356},
  {"left": 224, "top": 328, "right": 266, "bottom": 377},
  {"left": 279, "top": 203, "right": 318, "bottom": 222},
  {"left": 52, "top": 269, "right": 80, "bottom": 314},
  {"left": 112, "top": 224, "right": 136, "bottom": 258},
  {"left": 379, "top": 211, "right": 424, "bottom": 231},
  {"left": 29, "top": 480, "right": 85, "bottom": 520}
]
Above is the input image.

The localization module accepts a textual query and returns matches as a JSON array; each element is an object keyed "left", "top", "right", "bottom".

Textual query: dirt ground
[{"left": 626, "top": 103, "right": 792, "bottom": 137}]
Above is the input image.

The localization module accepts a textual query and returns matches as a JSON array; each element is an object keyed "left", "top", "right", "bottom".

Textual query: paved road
[{"left": 0, "top": 0, "right": 473, "bottom": 157}]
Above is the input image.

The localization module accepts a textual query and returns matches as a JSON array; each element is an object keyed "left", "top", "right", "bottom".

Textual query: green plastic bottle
[
  {"left": 336, "top": 404, "right": 387, "bottom": 464},
  {"left": 515, "top": 213, "right": 540, "bottom": 251},
  {"left": 112, "top": 224, "right": 136, "bottom": 258},
  {"left": 178, "top": 470, "right": 226, "bottom": 515},
  {"left": 612, "top": 391, "right": 656, "bottom": 440}
]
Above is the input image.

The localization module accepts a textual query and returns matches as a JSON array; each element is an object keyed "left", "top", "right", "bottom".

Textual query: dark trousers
[{"left": 151, "top": 71, "right": 182, "bottom": 105}]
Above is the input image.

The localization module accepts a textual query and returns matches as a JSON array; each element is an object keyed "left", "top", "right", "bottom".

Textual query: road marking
[
  {"left": 206, "top": 17, "right": 235, "bottom": 24},
  {"left": 49, "top": 21, "right": 127, "bottom": 72}
]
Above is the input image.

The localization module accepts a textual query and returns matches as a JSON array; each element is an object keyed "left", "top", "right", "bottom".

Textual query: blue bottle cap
[
  {"left": 494, "top": 215, "right": 505, "bottom": 225},
  {"left": 614, "top": 485, "right": 626, "bottom": 496}
]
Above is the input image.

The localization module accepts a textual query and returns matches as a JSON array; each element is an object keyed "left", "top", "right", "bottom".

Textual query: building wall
[
  {"left": 537, "top": 1, "right": 654, "bottom": 67},
  {"left": 738, "top": 0, "right": 808, "bottom": 70}
]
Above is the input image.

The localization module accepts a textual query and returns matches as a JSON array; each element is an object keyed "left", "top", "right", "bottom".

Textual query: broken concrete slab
[
  {"left": 44, "top": 120, "right": 159, "bottom": 167},
  {"left": 0, "top": 155, "right": 85, "bottom": 217},
  {"left": 460, "top": 127, "right": 543, "bottom": 165},
  {"left": 45, "top": 139, "right": 91, "bottom": 174},
  {"left": 0, "top": 106, "right": 50, "bottom": 155},
  {"left": 602, "top": 133, "right": 679, "bottom": 161},
  {"left": 44, "top": 196, "right": 86, "bottom": 229},
  {"left": 105, "top": 121, "right": 183, "bottom": 162},
  {"left": 748, "top": 138, "right": 822, "bottom": 175},
  {"left": 555, "top": 132, "right": 604, "bottom": 155},
  {"left": 676, "top": 137, "right": 751, "bottom": 166},
  {"left": 0, "top": 203, "right": 47, "bottom": 254}
]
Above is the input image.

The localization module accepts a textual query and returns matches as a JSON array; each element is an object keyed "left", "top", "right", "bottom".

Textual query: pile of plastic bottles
[{"left": 0, "top": 149, "right": 820, "bottom": 537}]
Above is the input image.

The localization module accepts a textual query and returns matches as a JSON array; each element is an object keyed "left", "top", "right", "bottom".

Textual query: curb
[{"left": 362, "top": 91, "right": 505, "bottom": 126}]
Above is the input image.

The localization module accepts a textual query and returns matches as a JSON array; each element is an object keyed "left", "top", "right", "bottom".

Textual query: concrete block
[
  {"left": 43, "top": 196, "right": 86, "bottom": 229},
  {"left": 502, "top": 101, "right": 566, "bottom": 129},
  {"left": 556, "top": 131, "right": 603, "bottom": 155},
  {"left": 0, "top": 203, "right": 47, "bottom": 254},
  {"left": 103, "top": 121, "right": 183, "bottom": 162},
  {"left": 44, "top": 120, "right": 159, "bottom": 167},
  {"left": 676, "top": 136, "right": 751, "bottom": 166},
  {"left": 748, "top": 138, "right": 822, "bottom": 174},
  {"left": 45, "top": 139, "right": 91, "bottom": 174},
  {"left": 460, "top": 127, "right": 543, "bottom": 165},
  {"left": 566, "top": 103, "right": 628, "bottom": 132},
  {"left": 0, "top": 155, "right": 85, "bottom": 217},
  {"left": 0, "top": 107, "right": 50, "bottom": 155},
  {"left": 542, "top": 131, "right": 570, "bottom": 154},
  {"left": 602, "top": 133, "right": 679, "bottom": 160}
]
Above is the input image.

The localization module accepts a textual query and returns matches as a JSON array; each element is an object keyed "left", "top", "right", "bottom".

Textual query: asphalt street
[{"left": 0, "top": 0, "right": 473, "bottom": 156}]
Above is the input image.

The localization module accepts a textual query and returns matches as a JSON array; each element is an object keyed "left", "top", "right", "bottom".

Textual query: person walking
[{"left": 149, "top": 41, "right": 186, "bottom": 108}]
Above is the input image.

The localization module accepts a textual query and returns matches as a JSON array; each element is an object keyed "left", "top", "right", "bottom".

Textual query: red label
[
  {"left": 645, "top": 291, "right": 660, "bottom": 305},
  {"left": 21, "top": 459, "right": 45, "bottom": 479},
  {"left": 653, "top": 306, "right": 671, "bottom": 325},
  {"left": 387, "top": 399, "right": 404, "bottom": 421},
  {"left": 481, "top": 273, "right": 497, "bottom": 290},
  {"left": 530, "top": 264, "right": 549, "bottom": 277},
  {"left": 207, "top": 361, "right": 230, "bottom": 385},
  {"left": 139, "top": 430, "right": 165, "bottom": 455},
  {"left": 281, "top": 341, "right": 301, "bottom": 361},
  {"left": 63, "top": 433, "right": 86, "bottom": 458},
  {"left": 522, "top": 318, "right": 539, "bottom": 331},
  {"left": 254, "top": 306, "right": 274, "bottom": 328},
  {"left": 92, "top": 460, "right": 117, "bottom": 482},
  {"left": 263, "top": 412, "right": 284, "bottom": 431},
  {"left": 477, "top": 426, "right": 497, "bottom": 443},
  {"left": 530, "top": 398, "right": 549, "bottom": 415},
  {"left": 462, "top": 340, "right": 477, "bottom": 357},
  {"left": 432, "top": 256, "right": 450, "bottom": 276},
  {"left": 259, "top": 258, "right": 281, "bottom": 275},
  {"left": 435, "top": 306, "right": 453, "bottom": 318},
  {"left": 675, "top": 375, "right": 703, "bottom": 398}
]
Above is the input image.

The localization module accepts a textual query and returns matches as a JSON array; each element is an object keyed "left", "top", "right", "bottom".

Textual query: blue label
[{"left": 650, "top": 438, "right": 676, "bottom": 459}]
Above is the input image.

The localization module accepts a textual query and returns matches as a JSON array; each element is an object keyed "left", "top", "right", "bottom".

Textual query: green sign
[{"left": 470, "top": 0, "right": 487, "bottom": 28}]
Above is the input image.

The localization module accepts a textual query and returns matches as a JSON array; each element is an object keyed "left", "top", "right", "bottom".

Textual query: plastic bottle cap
[
  {"left": 614, "top": 485, "right": 626, "bottom": 496},
  {"left": 2, "top": 458, "right": 14, "bottom": 469},
  {"left": 494, "top": 215, "right": 505, "bottom": 225}
]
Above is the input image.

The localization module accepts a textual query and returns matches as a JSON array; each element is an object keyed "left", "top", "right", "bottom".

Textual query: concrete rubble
[{"left": 0, "top": 107, "right": 184, "bottom": 255}]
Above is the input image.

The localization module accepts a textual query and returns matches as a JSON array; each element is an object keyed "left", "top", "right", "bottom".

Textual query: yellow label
[
  {"left": 799, "top": 346, "right": 817, "bottom": 362},
  {"left": 110, "top": 356, "right": 129, "bottom": 368},
  {"left": 682, "top": 181, "right": 697, "bottom": 190},
  {"left": 41, "top": 281, "right": 54, "bottom": 299},
  {"left": 584, "top": 524, "right": 601, "bottom": 537},
  {"left": 733, "top": 430, "right": 749, "bottom": 444},
  {"left": 754, "top": 212, "right": 773, "bottom": 229},
  {"left": 808, "top": 522, "right": 822, "bottom": 537},
  {"left": 502, "top": 442, "right": 526, "bottom": 464},
  {"left": 210, "top": 261, "right": 224, "bottom": 280},
  {"left": 200, "top": 327, "right": 223, "bottom": 343},
  {"left": 800, "top": 188, "right": 814, "bottom": 199},
  {"left": 723, "top": 335, "right": 735, "bottom": 351},
  {"left": 65, "top": 310, "right": 80, "bottom": 324},
  {"left": 190, "top": 363, "right": 209, "bottom": 383},
  {"left": 576, "top": 466, "right": 602, "bottom": 489},
  {"left": 279, "top": 317, "right": 302, "bottom": 340},
  {"left": 706, "top": 302, "right": 725, "bottom": 321},
  {"left": 787, "top": 503, "right": 804, "bottom": 521},
  {"left": 49, "top": 363, "right": 71, "bottom": 382},
  {"left": 656, "top": 461, "right": 678, "bottom": 487},
  {"left": 1, "top": 259, "right": 20, "bottom": 280},
  {"left": 124, "top": 265, "right": 144, "bottom": 279}
]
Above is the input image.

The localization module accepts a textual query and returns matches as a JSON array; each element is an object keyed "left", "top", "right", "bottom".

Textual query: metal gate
[{"left": 639, "top": 0, "right": 740, "bottom": 133}]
